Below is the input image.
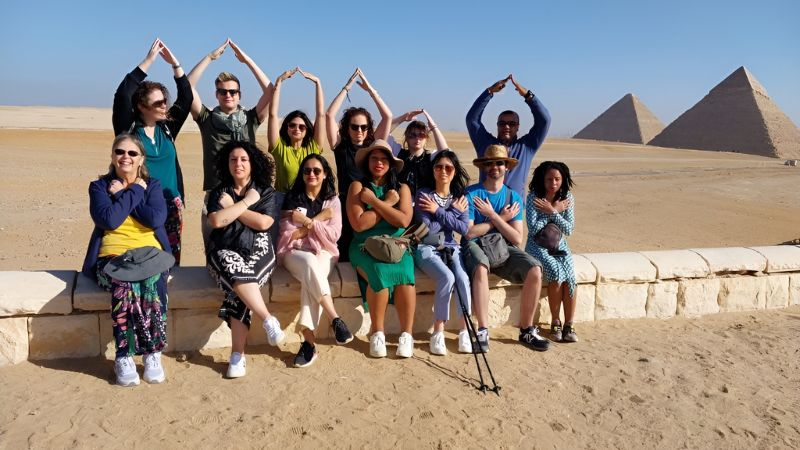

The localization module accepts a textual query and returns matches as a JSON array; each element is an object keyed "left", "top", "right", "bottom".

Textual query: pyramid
[
  {"left": 649, "top": 66, "right": 800, "bottom": 158},
  {"left": 574, "top": 93, "right": 664, "bottom": 144}
]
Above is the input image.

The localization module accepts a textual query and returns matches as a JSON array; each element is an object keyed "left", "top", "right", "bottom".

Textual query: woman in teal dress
[{"left": 346, "top": 139, "right": 416, "bottom": 359}]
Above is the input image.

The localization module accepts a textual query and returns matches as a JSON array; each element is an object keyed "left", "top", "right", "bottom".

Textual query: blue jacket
[{"left": 81, "top": 177, "right": 171, "bottom": 280}]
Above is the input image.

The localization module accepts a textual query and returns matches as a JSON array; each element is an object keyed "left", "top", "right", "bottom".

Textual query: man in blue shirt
[
  {"left": 466, "top": 75, "right": 551, "bottom": 197},
  {"left": 462, "top": 145, "right": 550, "bottom": 353}
]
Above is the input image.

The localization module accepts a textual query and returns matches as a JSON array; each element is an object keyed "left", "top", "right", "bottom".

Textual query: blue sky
[{"left": 1, "top": 0, "right": 797, "bottom": 136}]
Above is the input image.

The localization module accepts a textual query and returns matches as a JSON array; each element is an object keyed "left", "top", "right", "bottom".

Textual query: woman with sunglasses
[
  {"left": 413, "top": 150, "right": 473, "bottom": 355},
  {"left": 206, "top": 140, "right": 283, "bottom": 378},
  {"left": 326, "top": 68, "right": 393, "bottom": 261},
  {"left": 346, "top": 140, "right": 415, "bottom": 359},
  {"left": 388, "top": 109, "right": 449, "bottom": 196},
  {"left": 82, "top": 133, "right": 172, "bottom": 387},
  {"left": 112, "top": 38, "right": 193, "bottom": 265},
  {"left": 277, "top": 154, "right": 354, "bottom": 367}
]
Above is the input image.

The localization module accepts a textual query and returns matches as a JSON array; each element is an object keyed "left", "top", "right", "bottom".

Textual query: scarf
[{"left": 210, "top": 106, "right": 248, "bottom": 141}]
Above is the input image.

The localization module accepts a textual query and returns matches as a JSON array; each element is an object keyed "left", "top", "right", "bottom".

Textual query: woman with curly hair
[
  {"left": 206, "top": 140, "right": 283, "bottom": 378},
  {"left": 325, "top": 68, "right": 392, "bottom": 261},
  {"left": 276, "top": 154, "right": 353, "bottom": 367},
  {"left": 525, "top": 161, "right": 577, "bottom": 343}
]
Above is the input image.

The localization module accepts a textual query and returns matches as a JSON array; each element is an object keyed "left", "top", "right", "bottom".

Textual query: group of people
[{"left": 82, "top": 39, "right": 578, "bottom": 387}]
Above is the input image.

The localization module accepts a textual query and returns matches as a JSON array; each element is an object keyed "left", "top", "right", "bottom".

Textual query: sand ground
[{"left": 1, "top": 108, "right": 799, "bottom": 448}]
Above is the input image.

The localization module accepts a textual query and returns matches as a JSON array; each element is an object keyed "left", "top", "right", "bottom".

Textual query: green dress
[{"left": 348, "top": 183, "right": 415, "bottom": 309}]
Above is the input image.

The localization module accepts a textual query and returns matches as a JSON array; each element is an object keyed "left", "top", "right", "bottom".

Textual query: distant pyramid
[
  {"left": 574, "top": 93, "right": 664, "bottom": 144},
  {"left": 649, "top": 66, "right": 800, "bottom": 158}
]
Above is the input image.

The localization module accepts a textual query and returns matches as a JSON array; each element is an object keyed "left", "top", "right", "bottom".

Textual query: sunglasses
[
  {"left": 497, "top": 121, "right": 518, "bottom": 128},
  {"left": 349, "top": 124, "right": 369, "bottom": 132},
  {"left": 434, "top": 164, "right": 455, "bottom": 174},
  {"left": 302, "top": 167, "right": 323, "bottom": 176},
  {"left": 149, "top": 99, "right": 168, "bottom": 109},
  {"left": 481, "top": 160, "right": 506, "bottom": 167},
  {"left": 288, "top": 123, "right": 307, "bottom": 131},
  {"left": 216, "top": 88, "right": 240, "bottom": 97},
  {"left": 114, "top": 149, "right": 141, "bottom": 157},
  {"left": 407, "top": 132, "right": 427, "bottom": 139}
]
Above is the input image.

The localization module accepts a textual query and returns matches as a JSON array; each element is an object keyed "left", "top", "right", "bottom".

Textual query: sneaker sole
[
  {"left": 335, "top": 335, "right": 354, "bottom": 345},
  {"left": 226, "top": 370, "right": 246, "bottom": 379},
  {"left": 116, "top": 378, "right": 140, "bottom": 387},
  {"left": 294, "top": 353, "right": 319, "bottom": 368},
  {"left": 369, "top": 350, "right": 387, "bottom": 358},
  {"left": 267, "top": 333, "right": 286, "bottom": 347},
  {"left": 143, "top": 374, "right": 166, "bottom": 384}
]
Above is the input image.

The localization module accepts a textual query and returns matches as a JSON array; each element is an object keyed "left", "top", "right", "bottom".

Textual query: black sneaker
[
  {"left": 293, "top": 341, "right": 318, "bottom": 368},
  {"left": 562, "top": 324, "right": 578, "bottom": 343},
  {"left": 332, "top": 318, "right": 354, "bottom": 345},
  {"left": 519, "top": 327, "right": 550, "bottom": 351}
]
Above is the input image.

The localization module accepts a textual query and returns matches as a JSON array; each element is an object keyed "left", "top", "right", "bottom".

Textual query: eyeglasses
[
  {"left": 349, "top": 124, "right": 369, "bottom": 132},
  {"left": 481, "top": 160, "right": 506, "bottom": 167},
  {"left": 497, "top": 121, "right": 518, "bottom": 128},
  {"left": 216, "top": 88, "right": 240, "bottom": 97},
  {"left": 149, "top": 99, "right": 168, "bottom": 109},
  {"left": 434, "top": 164, "right": 455, "bottom": 174},
  {"left": 407, "top": 132, "right": 427, "bottom": 139},
  {"left": 114, "top": 149, "right": 141, "bottom": 157},
  {"left": 288, "top": 123, "right": 307, "bottom": 131},
  {"left": 302, "top": 167, "right": 323, "bottom": 176}
]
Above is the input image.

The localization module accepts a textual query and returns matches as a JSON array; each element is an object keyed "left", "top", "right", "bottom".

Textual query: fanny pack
[
  {"left": 533, "top": 222, "right": 563, "bottom": 255},
  {"left": 362, "top": 222, "right": 429, "bottom": 263}
]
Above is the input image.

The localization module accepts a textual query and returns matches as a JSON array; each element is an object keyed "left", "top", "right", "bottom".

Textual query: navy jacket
[{"left": 81, "top": 177, "right": 172, "bottom": 280}]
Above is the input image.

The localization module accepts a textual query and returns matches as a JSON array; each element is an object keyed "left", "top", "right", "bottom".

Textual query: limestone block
[
  {"left": 646, "top": 281, "right": 678, "bottom": 319},
  {"left": 718, "top": 277, "right": 766, "bottom": 312},
  {"left": 536, "top": 285, "right": 595, "bottom": 325},
  {"left": 790, "top": 275, "right": 800, "bottom": 306},
  {"left": 99, "top": 313, "right": 175, "bottom": 360},
  {"left": 677, "top": 278, "right": 720, "bottom": 317},
  {"left": 763, "top": 275, "right": 789, "bottom": 309},
  {"left": 534, "top": 296, "right": 551, "bottom": 326},
  {"left": 0, "top": 271, "right": 74, "bottom": 316},
  {"left": 639, "top": 250, "right": 710, "bottom": 279},
  {"left": 594, "top": 284, "right": 648, "bottom": 320},
  {"left": 748, "top": 246, "right": 800, "bottom": 273},
  {"left": 172, "top": 309, "right": 232, "bottom": 351},
  {"left": 73, "top": 273, "right": 109, "bottom": 311},
  {"left": 582, "top": 253, "right": 656, "bottom": 283},
  {"left": 269, "top": 265, "right": 341, "bottom": 303},
  {"left": 487, "top": 286, "right": 522, "bottom": 328},
  {"left": 28, "top": 315, "right": 100, "bottom": 360},
  {"left": 168, "top": 266, "right": 222, "bottom": 309},
  {"left": 690, "top": 247, "right": 766, "bottom": 273},
  {"left": 334, "top": 297, "right": 371, "bottom": 337},
  {"left": 338, "top": 263, "right": 361, "bottom": 298},
  {"left": 414, "top": 269, "right": 437, "bottom": 294},
  {"left": 0, "top": 317, "right": 28, "bottom": 366},
  {"left": 573, "top": 254, "right": 597, "bottom": 283}
]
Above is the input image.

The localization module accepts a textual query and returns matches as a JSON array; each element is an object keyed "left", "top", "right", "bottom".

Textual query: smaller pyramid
[
  {"left": 574, "top": 94, "right": 664, "bottom": 144},
  {"left": 648, "top": 67, "right": 800, "bottom": 158}
]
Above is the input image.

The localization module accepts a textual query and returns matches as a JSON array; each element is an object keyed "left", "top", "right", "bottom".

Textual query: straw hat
[
  {"left": 354, "top": 139, "right": 404, "bottom": 172},
  {"left": 473, "top": 144, "right": 518, "bottom": 170}
]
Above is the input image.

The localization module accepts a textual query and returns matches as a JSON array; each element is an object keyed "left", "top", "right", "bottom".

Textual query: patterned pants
[{"left": 165, "top": 196, "right": 184, "bottom": 265}]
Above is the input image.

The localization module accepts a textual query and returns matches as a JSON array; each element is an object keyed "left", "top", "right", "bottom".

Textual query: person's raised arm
[
  {"left": 422, "top": 109, "right": 448, "bottom": 153},
  {"left": 113, "top": 39, "right": 162, "bottom": 134},
  {"left": 356, "top": 69, "right": 392, "bottom": 140},
  {"left": 229, "top": 40, "right": 274, "bottom": 123},
  {"left": 326, "top": 68, "right": 359, "bottom": 149},
  {"left": 268, "top": 68, "right": 297, "bottom": 151},
  {"left": 390, "top": 109, "right": 423, "bottom": 133},
  {"left": 466, "top": 75, "right": 509, "bottom": 157},
  {"left": 157, "top": 42, "right": 192, "bottom": 137},
  {"left": 299, "top": 69, "right": 327, "bottom": 151},
  {"left": 509, "top": 74, "right": 551, "bottom": 150},
  {"left": 137, "top": 38, "right": 163, "bottom": 75},
  {"left": 187, "top": 39, "right": 229, "bottom": 119}
]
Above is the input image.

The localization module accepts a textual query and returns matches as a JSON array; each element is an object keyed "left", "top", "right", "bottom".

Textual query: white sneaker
[
  {"left": 143, "top": 352, "right": 166, "bottom": 384},
  {"left": 263, "top": 316, "right": 285, "bottom": 346},
  {"left": 397, "top": 332, "right": 414, "bottom": 358},
  {"left": 226, "top": 352, "right": 246, "bottom": 378},
  {"left": 114, "top": 356, "right": 140, "bottom": 387},
  {"left": 429, "top": 331, "right": 447, "bottom": 356},
  {"left": 458, "top": 329, "right": 473, "bottom": 353},
  {"left": 369, "top": 332, "right": 387, "bottom": 358}
]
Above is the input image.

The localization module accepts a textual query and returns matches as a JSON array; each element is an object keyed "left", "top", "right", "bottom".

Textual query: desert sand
[{"left": 1, "top": 107, "right": 799, "bottom": 448}]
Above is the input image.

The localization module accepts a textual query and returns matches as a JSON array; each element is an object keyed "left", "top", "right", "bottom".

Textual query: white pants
[{"left": 282, "top": 249, "right": 334, "bottom": 331}]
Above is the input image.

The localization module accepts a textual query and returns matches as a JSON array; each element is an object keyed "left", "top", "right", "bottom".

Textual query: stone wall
[{"left": 2, "top": 245, "right": 799, "bottom": 365}]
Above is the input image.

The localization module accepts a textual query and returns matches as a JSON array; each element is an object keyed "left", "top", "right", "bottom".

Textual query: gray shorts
[{"left": 462, "top": 239, "right": 541, "bottom": 284}]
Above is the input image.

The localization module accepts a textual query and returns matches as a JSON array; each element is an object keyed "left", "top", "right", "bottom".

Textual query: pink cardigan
[{"left": 276, "top": 196, "right": 342, "bottom": 262}]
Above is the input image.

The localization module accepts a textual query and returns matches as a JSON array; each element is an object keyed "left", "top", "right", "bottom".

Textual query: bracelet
[
  {"left": 342, "top": 86, "right": 350, "bottom": 92},
  {"left": 429, "top": 124, "right": 438, "bottom": 130},
  {"left": 172, "top": 63, "right": 181, "bottom": 69}
]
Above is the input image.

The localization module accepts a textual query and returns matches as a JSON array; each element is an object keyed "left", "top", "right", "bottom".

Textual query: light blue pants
[{"left": 414, "top": 244, "right": 471, "bottom": 322}]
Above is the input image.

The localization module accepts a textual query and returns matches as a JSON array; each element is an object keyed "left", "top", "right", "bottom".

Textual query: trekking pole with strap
[{"left": 440, "top": 247, "right": 500, "bottom": 395}]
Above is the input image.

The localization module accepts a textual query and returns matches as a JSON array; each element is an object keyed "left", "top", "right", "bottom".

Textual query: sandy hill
[
  {"left": 573, "top": 93, "right": 664, "bottom": 144},
  {"left": 649, "top": 66, "right": 800, "bottom": 158}
]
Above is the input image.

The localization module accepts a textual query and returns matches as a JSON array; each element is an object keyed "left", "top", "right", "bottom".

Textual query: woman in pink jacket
[{"left": 277, "top": 154, "right": 353, "bottom": 367}]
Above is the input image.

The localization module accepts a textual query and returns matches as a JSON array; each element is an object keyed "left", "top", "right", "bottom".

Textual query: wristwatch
[{"left": 525, "top": 90, "right": 534, "bottom": 100}]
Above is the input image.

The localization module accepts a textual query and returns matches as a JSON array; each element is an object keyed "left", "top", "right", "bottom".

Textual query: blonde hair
[
  {"left": 215, "top": 72, "right": 240, "bottom": 88},
  {"left": 102, "top": 133, "right": 149, "bottom": 180}
]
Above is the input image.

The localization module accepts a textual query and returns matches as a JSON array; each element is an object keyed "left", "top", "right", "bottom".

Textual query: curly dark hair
[
  {"left": 359, "top": 147, "right": 400, "bottom": 191},
  {"left": 425, "top": 150, "right": 470, "bottom": 198},
  {"left": 286, "top": 153, "right": 337, "bottom": 205},
  {"left": 529, "top": 161, "right": 574, "bottom": 201},
  {"left": 214, "top": 140, "right": 275, "bottom": 189},
  {"left": 336, "top": 107, "right": 375, "bottom": 149},
  {"left": 279, "top": 110, "right": 314, "bottom": 148},
  {"left": 132, "top": 81, "right": 171, "bottom": 121}
]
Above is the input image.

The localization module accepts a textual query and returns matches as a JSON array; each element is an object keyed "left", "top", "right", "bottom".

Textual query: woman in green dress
[{"left": 346, "top": 139, "right": 416, "bottom": 359}]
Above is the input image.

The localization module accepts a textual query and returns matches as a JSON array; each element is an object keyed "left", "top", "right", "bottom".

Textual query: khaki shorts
[{"left": 462, "top": 239, "right": 541, "bottom": 284}]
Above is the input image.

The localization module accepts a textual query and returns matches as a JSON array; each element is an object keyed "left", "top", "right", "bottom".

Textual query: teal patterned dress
[{"left": 524, "top": 191, "right": 576, "bottom": 297}]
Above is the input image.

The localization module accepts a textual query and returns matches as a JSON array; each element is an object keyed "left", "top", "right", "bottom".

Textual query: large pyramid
[
  {"left": 573, "top": 93, "right": 664, "bottom": 144},
  {"left": 649, "top": 66, "right": 800, "bottom": 158}
]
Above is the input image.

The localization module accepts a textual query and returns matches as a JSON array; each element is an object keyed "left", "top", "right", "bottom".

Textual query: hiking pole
[{"left": 441, "top": 247, "right": 500, "bottom": 395}]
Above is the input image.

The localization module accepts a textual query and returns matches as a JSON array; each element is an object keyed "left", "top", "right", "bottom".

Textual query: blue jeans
[{"left": 414, "top": 244, "right": 471, "bottom": 322}]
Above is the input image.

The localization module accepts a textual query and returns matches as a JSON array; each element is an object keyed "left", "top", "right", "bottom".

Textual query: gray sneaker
[
  {"left": 476, "top": 328, "right": 489, "bottom": 353},
  {"left": 143, "top": 352, "right": 166, "bottom": 384},
  {"left": 114, "top": 356, "right": 140, "bottom": 387},
  {"left": 562, "top": 324, "right": 579, "bottom": 343},
  {"left": 551, "top": 321, "right": 563, "bottom": 342}
]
